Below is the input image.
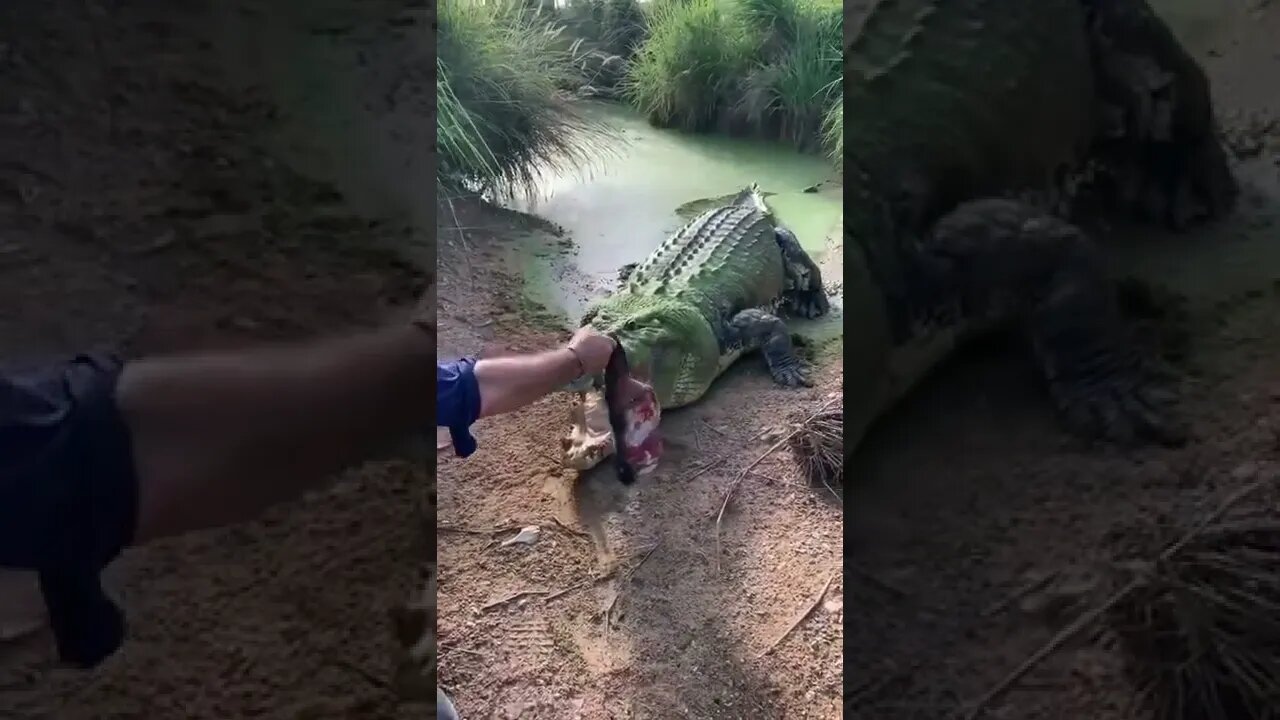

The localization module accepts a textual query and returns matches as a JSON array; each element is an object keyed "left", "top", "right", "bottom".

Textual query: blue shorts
[
  {"left": 0, "top": 352, "right": 138, "bottom": 668},
  {"left": 437, "top": 358, "right": 481, "bottom": 457}
]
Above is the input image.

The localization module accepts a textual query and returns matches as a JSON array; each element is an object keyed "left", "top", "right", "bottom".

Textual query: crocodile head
[
  {"left": 561, "top": 379, "right": 662, "bottom": 476},
  {"left": 1086, "top": 0, "right": 1239, "bottom": 227},
  {"left": 560, "top": 296, "right": 712, "bottom": 473}
]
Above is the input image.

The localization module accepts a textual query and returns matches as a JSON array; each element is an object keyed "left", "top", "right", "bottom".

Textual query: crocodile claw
[
  {"left": 1053, "top": 370, "right": 1186, "bottom": 447},
  {"left": 769, "top": 359, "right": 813, "bottom": 388}
]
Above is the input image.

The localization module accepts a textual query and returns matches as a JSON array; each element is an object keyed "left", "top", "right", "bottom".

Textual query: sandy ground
[
  {"left": 434, "top": 2, "right": 1280, "bottom": 720},
  {"left": 434, "top": 196, "right": 844, "bottom": 720},
  {"left": 0, "top": 2, "right": 434, "bottom": 718},
  {"left": 1, "top": 1, "right": 1279, "bottom": 720}
]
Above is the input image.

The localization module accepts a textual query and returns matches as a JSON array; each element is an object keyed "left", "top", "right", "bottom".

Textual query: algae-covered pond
[{"left": 499, "top": 102, "right": 844, "bottom": 344}]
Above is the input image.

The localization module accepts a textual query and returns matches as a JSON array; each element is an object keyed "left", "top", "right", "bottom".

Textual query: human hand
[{"left": 567, "top": 326, "right": 616, "bottom": 376}]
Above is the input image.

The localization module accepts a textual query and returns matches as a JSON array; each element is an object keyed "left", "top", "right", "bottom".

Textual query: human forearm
[
  {"left": 116, "top": 323, "right": 435, "bottom": 544},
  {"left": 473, "top": 347, "right": 582, "bottom": 418}
]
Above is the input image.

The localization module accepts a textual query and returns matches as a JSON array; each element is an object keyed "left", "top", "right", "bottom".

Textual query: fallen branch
[
  {"left": 756, "top": 572, "right": 837, "bottom": 659},
  {"left": 962, "top": 476, "right": 1272, "bottom": 720}
]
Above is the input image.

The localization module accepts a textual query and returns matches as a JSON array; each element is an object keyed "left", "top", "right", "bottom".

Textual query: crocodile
[
  {"left": 562, "top": 0, "right": 1238, "bottom": 474},
  {"left": 561, "top": 185, "right": 830, "bottom": 471},
  {"left": 836, "top": 0, "right": 1237, "bottom": 454}
]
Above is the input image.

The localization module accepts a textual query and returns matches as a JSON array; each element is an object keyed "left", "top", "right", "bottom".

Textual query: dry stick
[
  {"left": 479, "top": 589, "right": 547, "bottom": 613},
  {"left": 543, "top": 572, "right": 613, "bottom": 603},
  {"left": 438, "top": 523, "right": 523, "bottom": 536},
  {"left": 713, "top": 397, "right": 841, "bottom": 572},
  {"left": 682, "top": 428, "right": 772, "bottom": 484},
  {"left": 603, "top": 540, "right": 664, "bottom": 621},
  {"left": 980, "top": 570, "right": 1061, "bottom": 619},
  {"left": 961, "top": 476, "right": 1273, "bottom": 720},
  {"left": 550, "top": 515, "right": 592, "bottom": 539},
  {"left": 756, "top": 571, "right": 837, "bottom": 659},
  {"left": 444, "top": 196, "right": 476, "bottom": 292}
]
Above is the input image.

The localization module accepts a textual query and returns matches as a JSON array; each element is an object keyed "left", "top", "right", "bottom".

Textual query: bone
[{"left": 562, "top": 390, "right": 615, "bottom": 471}]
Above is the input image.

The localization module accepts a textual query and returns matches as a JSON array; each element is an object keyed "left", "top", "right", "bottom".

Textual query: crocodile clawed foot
[
  {"left": 791, "top": 288, "right": 830, "bottom": 319},
  {"left": 1052, "top": 368, "right": 1186, "bottom": 448},
  {"left": 769, "top": 358, "right": 813, "bottom": 388}
]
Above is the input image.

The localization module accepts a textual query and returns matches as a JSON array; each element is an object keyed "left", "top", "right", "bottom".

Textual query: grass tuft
[
  {"left": 1107, "top": 512, "right": 1280, "bottom": 720},
  {"left": 437, "top": 0, "right": 614, "bottom": 198},
  {"left": 787, "top": 398, "right": 843, "bottom": 488},
  {"left": 626, "top": 0, "right": 841, "bottom": 151}
]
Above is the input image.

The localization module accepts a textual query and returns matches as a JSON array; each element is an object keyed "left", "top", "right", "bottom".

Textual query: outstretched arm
[
  {"left": 119, "top": 322, "right": 437, "bottom": 544},
  {"left": 438, "top": 326, "right": 617, "bottom": 456},
  {"left": 123, "top": 322, "right": 614, "bottom": 543},
  {"left": 474, "top": 343, "right": 591, "bottom": 418}
]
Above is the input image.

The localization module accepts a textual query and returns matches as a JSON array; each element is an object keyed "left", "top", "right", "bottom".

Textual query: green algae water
[{"left": 501, "top": 102, "right": 844, "bottom": 343}]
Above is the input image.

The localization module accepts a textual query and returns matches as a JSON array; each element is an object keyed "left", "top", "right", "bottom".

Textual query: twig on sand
[
  {"left": 543, "top": 572, "right": 612, "bottom": 603},
  {"left": 962, "top": 476, "right": 1273, "bottom": 720},
  {"left": 480, "top": 589, "right": 547, "bottom": 613},
  {"left": 712, "top": 397, "right": 840, "bottom": 572},
  {"left": 438, "top": 523, "right": 523, "bottom": 536},
  {"left": 444, "top": 196, "right": 475, "bottom": 291},
  {"left": 756, "top": 572, "right": 837, "bottom": 659},
  {"left": 979, "top": 570, "right": 1061, "bottom": 618},
  {"left": 684, "top": 455, "right": 729, "bottom": 483},
  {"left": 603, "top": 541, "right": 664, "bottom": 622}
]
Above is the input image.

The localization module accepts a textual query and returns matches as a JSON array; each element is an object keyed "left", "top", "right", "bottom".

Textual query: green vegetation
[
  {"left": 437, "top": 0, "right": 611, "bottom": 197},
  {"left": 625, "top": 0, "right": 841, "bottom": 156},
  {"left": 436, "top": 0, "right": 843, "bottom": 196}
]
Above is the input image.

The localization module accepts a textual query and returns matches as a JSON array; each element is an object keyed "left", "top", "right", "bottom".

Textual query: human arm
[
  {"left": 438, "top": 326, "right": 615, "bottom": 456},
  {"left": 118, "top": 322, "right": 436, "bottom": 545},
  {"left": 474, "top": 346, "right": 586, "bottom": 418}
]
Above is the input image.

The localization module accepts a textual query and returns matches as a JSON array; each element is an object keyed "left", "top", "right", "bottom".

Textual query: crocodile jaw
[{"left": 561, "top": 387, "right": 663, "bottom": 473}]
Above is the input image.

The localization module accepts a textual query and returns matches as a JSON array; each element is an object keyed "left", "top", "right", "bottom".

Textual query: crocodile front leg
[
  {"left": 774, "top": 226, "right": 830, "bottom": 319},
  {"left": 727, "top": 308, "right": 813, "bottom": 388},
  {"left": 923, "top": 198, "right": 1184, "bottom": 445}
]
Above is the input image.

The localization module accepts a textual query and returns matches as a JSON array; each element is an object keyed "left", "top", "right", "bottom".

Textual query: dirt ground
[
  {"left": 434, "top": 196, "right": 844, "bottom": 720},
  {"left": 844, "top": 4, "right": 1280, "bottom": 720},
  {"left": 434, "top": 3, "right": 1280, "bottom": 720},
  {"left": 2, "top": 2, "right": 1280, "bottom": 720},
  {"left": 1, "top": 2, "right": 434, "bottom": 718}
]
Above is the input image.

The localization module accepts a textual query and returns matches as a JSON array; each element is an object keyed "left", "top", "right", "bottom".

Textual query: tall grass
[
  {"left": 822, "top": 88, "right": 842, "bottom": 165},
  {"left": 625, "top": 0, "right": 841, "bottom": 152},
  {"left": 624, "top": 0, "right": 748, "bottom": 131},
  {"left": 437, "top": 0, "right": 613, "bottom": 197}
]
